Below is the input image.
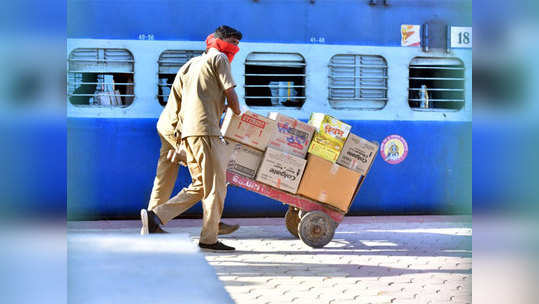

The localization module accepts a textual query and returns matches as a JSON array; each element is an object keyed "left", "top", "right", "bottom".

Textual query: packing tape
[
  {"left": 318, "top": 191, "right": 328, "bottom": 202},
  {"left": 330, "top": 164, "right": 339, "bottom": 175}
]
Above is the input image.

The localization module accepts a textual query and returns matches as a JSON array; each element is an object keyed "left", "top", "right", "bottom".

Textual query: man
[{"left": 140, "top": 25, "right": 242, "bottom": 251}]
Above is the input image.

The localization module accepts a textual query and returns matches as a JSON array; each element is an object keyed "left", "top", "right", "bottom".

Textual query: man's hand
[
  {"left": 166, "top": 149, "right": 187, "bottom": 166},
  {"left": 224, "top": 87, "right": 241, "bottom": 115}
]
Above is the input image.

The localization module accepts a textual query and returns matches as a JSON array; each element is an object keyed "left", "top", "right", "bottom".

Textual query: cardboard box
[
  {"left": 221, "top": 108, "right": 277, "bottom": 151},
  {"left": 225, "top": 140, "right": 264, "bottom": 179},
  {"left": 307, "top": 113, "right": 351, "bottom": 162},
  {"left": 308, "top": 113, "right": 351, "bottom": 144},
  {"left": 267, "top": 112, "right": 315, "bottom": 158},
  {"left": 256, "top": 147, "right": 307, "bottom": 194},
  {"left": 308, "top": 135, "right": 344, "bottom": 163},
  {"left": 297, "top": 154, "right": 361, "bottom": 212},
  {"left": 336, "top": 133, "right": 378, "bottom": 175}
]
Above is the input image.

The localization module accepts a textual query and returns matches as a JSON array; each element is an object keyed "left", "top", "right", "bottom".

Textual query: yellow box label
[
  {"left": 311, "top": 134, "right": 343, "bottom": 151},
  {"left": 308, "top": 139, "right": 341, "bottom": 162},
  {"left": 309, "top": 113, "right": 351, "bottom": 143}
]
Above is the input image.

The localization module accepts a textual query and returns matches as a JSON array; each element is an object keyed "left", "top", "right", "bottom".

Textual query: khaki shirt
[
  {"left": 177, "top": 48, "right": 236, "bottom": 138},
  {"left": 156, "top": 48, "right": 236, "bottom": 139}
]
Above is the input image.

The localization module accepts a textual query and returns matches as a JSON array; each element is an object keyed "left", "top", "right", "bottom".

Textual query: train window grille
[
  {"left": 408, "top": 57, "right": 465, "bottom": 110},
  {"left": 157, "top": 50, "right": 203, "bottom": 106},
  {"left": 244, "top": 52, "right": 306, "bottom": 108},
  {"left": 68, "top": 48, "right": 134, "bottom": 107},
  {"left": 328, "top": 54, "right": 388, "bottom": 109}
]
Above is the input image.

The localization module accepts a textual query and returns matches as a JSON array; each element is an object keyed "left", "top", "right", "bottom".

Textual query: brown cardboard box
[
  {"left": 221, "top": 108, "right": 277, "bottom": 151},
  {"left": 268, "top": 112, "right": 315, "bottom": 158},
  {"left": 297, "top": 154, "right": 362, "bottom": 212},
  {"left": 256, "top": 147, "right": 307, "bottom": 194},
  {"left": 225, "top": 140, "right": 264, "bottom": 179},
  {"left": 336, "top": 133, "right": 378, "bottom": 175}
]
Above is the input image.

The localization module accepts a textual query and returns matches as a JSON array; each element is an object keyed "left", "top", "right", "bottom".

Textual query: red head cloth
[{"left": 205, "top": 33, "right": 240, "bottom": 63}]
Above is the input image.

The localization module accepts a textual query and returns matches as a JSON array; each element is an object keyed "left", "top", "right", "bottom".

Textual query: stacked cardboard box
[
  {"left": 221, "top": 108, "right": 277, "bottom": 151},
  {"left": 225, "top": 141, "right": 264, "bottom": 179},
  {"left": 255, "top": 113, "right": 312, "bottom": 194},
  {"left": 221, "top": 109, "right": 275, "bottom": 179},
  {"left": 297, "top": 154, "right": 362, "bottom": 212},
  {"left": 267, "top": 112, "right": 315, "bottom": 158},
  {"left": 256, "top": 147, "right": 307, "bottom": 194},
  {"left": 336, "top": 133, "right": 378, "bottom": 175},
  {"left": 307, "top": 113, "right": 351, "bottom": 162},
  {"left": 221, "top": 109, "right": 376, "bottom": 208}
]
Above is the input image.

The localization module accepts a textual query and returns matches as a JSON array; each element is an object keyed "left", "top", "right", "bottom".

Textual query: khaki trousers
[
  {"left": 147, "top": 133, "right": 180, "bottom": 211},
  {"left": 153, "top": 136, "right": 229, "bottom": 244}
]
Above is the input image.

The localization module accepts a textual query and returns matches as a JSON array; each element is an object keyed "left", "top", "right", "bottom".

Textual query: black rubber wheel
[
  {"left": 298, "top": 211, "right": 336, "bottom": 248},
  {"left": 285, "top": 207, "right": 300, "bottom": 238}
]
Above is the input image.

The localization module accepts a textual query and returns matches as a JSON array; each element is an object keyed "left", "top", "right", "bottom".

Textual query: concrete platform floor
[{"left": 68, "top": 215, "right": 472, "bottom": 304}]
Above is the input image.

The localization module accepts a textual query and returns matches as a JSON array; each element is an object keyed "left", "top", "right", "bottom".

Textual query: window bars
[
  {"left": 328, "top": 54, "right": 388, "bottom": 110},
  {"left": 244, "top": 52, "right": 306, "bottom": 108},
  {"left": 68, "top": 48, "right": 135, "bottom": 107},
  {"left": 408, "top": 57, "right": 465, "bottom": 110}
]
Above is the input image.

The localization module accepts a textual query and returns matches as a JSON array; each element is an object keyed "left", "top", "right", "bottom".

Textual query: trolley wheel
[
  {"left": 285, "top": 206, "right": 300, "bottom": 238},
  {"left": 298, "top": 211, "right": 336, "bottom": 248}
]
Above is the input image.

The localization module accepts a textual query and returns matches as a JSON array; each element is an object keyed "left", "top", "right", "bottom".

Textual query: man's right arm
[
  {"left": 214, "top": 54, "right": 241, "bottom": 115},
  {"left": 224, "top": 87, "right": 241, "bottom": 115}
]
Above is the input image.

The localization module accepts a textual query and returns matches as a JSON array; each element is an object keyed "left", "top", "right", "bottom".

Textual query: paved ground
[{"left": 69, "top": 215, "right": 472, "bottom": 304}]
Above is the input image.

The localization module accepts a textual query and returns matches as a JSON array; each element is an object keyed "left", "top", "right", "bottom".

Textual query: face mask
[{"left": 205, "top": 33, "right": 240, "bottom": 63}]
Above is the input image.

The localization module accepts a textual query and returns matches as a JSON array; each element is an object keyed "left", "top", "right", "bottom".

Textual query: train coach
[{"left": 67, "top": 0, "right": 472, "bottom": 219}]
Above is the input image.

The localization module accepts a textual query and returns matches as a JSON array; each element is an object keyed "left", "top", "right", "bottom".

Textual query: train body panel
[
  {"left": 68, "top": 117, "right": 471, "bottom": 219},
  {"left": 68, "top": 0, "right": 471, "bottom": 46}
]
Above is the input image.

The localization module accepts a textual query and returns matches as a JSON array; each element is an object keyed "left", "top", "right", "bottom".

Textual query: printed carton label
[
  {"left": 256, "top": 148, "right": 307, "bottom": 193},
  {"left": 324, "top": 124, "right": 346, "bottom": 139},
  {"left": 345, "top": 148, "right": 373, "bottom": 164},
  {"left": 229, "top": 164, "right": 256, "bottom": 178},
  {"left": 268, "top": 165, "right": 302, "bottom": 182},
  {"left": 277, "top": 121, "right": 310, "bottom": 150},
  {"left": 241, "top": 114, "right": 266, "bottom": 129}
]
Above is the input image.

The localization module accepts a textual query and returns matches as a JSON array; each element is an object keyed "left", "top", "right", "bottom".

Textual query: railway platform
[{"left": 68, "top": 215, "right": 472, "bottom": 304}]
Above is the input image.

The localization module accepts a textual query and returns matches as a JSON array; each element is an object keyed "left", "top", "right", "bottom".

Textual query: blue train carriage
[{"left": 67, "top": 0, "right": 472, "bottom": 219}]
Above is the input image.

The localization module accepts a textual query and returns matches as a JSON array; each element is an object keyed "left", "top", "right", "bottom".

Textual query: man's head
[{"left": 214, "top": 25, "right": 242, "bottom": 46}]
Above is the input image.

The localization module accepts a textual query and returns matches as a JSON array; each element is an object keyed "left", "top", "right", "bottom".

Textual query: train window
[
  {"left": 244, "top": 52, "right": 306, "bottom": 108},
  {"left": 328, "top": 54, "right": 388, "bottom": 109},
  {"left": 68, "top": 48, "right": 134, "bottom": 107},
  {"left": 157, "top": 50, "right": 203, "bottom": 106},
  {"left": 408, "top": 57, "right": 465, "bottom": 110}
]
